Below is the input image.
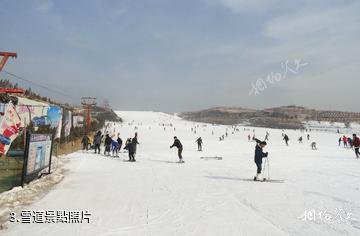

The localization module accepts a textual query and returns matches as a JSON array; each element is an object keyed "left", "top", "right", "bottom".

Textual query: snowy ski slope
[{"left": 2, "top": 111, "right": 360, "bottom": 236}]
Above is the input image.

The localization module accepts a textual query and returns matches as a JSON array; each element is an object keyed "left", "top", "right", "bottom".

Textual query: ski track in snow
[{"left": 1, "top": 111, "right": 360, "bottom": 236}]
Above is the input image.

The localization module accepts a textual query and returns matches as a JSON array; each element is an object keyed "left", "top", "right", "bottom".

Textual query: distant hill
[{"left": 179, "top": 106, "right": 360, "bottom": 129}]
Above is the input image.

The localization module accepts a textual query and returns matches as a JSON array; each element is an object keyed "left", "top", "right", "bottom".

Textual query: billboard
[{"left": 24, "top": 134, "right": 53, "bottom": 177}]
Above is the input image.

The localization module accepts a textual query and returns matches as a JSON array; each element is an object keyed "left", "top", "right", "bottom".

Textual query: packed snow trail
[{"left": 2, "top": 111, "right": 360, "bottom": 235}]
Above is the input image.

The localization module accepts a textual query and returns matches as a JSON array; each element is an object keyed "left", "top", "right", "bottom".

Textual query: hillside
[{"left": 180, "top": 106, "right": 360, "bottom": 129}]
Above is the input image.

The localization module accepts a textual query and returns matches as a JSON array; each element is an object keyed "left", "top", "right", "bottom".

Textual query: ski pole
[{"left": 262, "top": 159, "right": 267, "bottom": 180}]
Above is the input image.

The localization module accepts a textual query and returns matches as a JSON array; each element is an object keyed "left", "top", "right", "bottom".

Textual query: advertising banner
[
  {"left": 47, "top": 106, "right": 62, "bottom": 139},
  {"left": 73, "top": 115, "right": 84, "bottom": 128},
  {"left": 0, "top": 103, "right": 21, "bottom": 155},
  {"left": 63, "top": 110, "right": 72, "bottom": 137},
  {"left": 16, "top": 97, "right": 49, "bottom": 128}
]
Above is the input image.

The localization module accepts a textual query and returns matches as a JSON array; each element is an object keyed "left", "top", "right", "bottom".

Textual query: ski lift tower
[
  {"left": 0, "top": 52, "right": 17, "bottom": 73},
  {"left": 0, "top": 52, "right": 24, "bottom": 94},
  {"left": 81, "top": 97, "right": 97, "bottom": 134}
]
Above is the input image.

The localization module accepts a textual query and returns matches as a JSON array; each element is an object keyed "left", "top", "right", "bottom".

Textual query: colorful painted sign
[{"left": 0, "top": 102, "right": 21, "bottom": 155}]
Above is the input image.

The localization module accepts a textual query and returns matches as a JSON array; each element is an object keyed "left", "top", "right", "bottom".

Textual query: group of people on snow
[
  {"left": 339, "top": 134, "right": 360, "bottom": 158},
  {"left": 81, "top": 131, "right": 140, "bottom": 162},
  {"left": 81, "top": 122, "right": 359, "bottom": 183}
]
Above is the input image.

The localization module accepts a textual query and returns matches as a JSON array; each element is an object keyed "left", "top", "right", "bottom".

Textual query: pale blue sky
[{"left": 1, "top": 0, "right": 359, "bottom": 112}]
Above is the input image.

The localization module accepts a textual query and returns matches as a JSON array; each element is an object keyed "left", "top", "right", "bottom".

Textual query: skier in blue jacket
[{"left": 254, "top": 139, "right": 268, "bottom": 181}]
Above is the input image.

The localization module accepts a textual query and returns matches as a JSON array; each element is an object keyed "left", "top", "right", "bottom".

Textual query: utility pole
[{"left": 81, "top": 97, "right": 97, "bottom": 134}]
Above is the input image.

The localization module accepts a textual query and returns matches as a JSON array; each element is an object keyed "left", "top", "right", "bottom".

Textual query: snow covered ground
[{"left": 1, "top": 111, "right": 360, "bottom": 236}]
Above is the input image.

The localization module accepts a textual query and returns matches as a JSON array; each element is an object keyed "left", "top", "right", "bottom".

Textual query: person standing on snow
[
  {"left": 170, "top": 136, "right": 184, "bottom": 163},
  {"left": 81, "top": 135, "right": 90, "bottom": 151},
  {"left": 348, "top": 137, "right": 353, "bottom": 149},
  {"left": 283, "top": 134, "right": 290, "bottom": 146},
  {"left": 104, "top": 134, "right": 112, "bottom": 156},
  {"left": 195, "top": 137, "right": 203, "bottom": 151},
  {"left": 298, "top": 136, "right": 303, "bottom": 143},
  {"left": 253, "top": 139, "right": 268, "bottom": 181},
  {"left": 132, "top": 132, "right": 140, "bottom": 158},
  {"left": 352, "top": 134, "right": 360, "bottom": 158},
  {"left": 124, "top": 138, "right": 136, "bottom": 161},
  {"left": 93, "top": 131, "right": 102, "bottom": 154},
  {"left": 111, "top": 138, "right": 119, "bottom": 156}
]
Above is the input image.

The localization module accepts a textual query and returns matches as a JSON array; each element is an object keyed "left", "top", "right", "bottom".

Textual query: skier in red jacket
[{"left": 352, "top": 134, "right": 360, "bottom": 158}]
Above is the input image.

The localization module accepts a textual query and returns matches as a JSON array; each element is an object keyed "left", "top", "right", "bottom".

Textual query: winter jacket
[
  {"left": 171, "top": 139, "right": 183, "bottom": 149},
  {"left": 132, "top": 137, "right": 139, "bottom": 152},
  {"left": 124, "top": 142, "right": 135, "bottom": 154},
  {"left": 81, "top": 136, "right": 89, "bottom": 145},
  {"left": 353, "top": 136, "right": 360, "bottom": 148},
  {"left": 111, "top": 140, "right": 119, "bottom": 149},
  {"left": 94, "top": 135, "right": 102, "bottom": 145},
  {"left": 105, "top": 136, "right": 112, "bottom": 146},
  {"left": 254, "top": 145, "right": 268, "bottom": 163}
]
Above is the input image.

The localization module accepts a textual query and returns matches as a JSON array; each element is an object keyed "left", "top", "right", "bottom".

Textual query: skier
[
  {"left": 307, "top": 134, "right": 310, "bottom": 141},
  {"left": 104, "top": 134, "right": 112, "bottom": 156},
  {"left": 248, "top": 134, "right": 251, "bottom": 142},
  {"left": 111, "top": 138, "right": 119, "bottom": 156},
  {"left": 352, "top": 134, "right": 360, "bottom": 158},
  {"left": 298, "top": 136, "right": 303, "bottom": 143},
  {"left": 338, "top": 137, "right": 342, "bottom": 146},
  {"left": 283, "top": 134, "right": 289, "bottom": 146},
  {"left": 124, "top": 138, "right": 136, "bottom": 161},
  {"left": 253, "top": 139, "right": 268, "bottom": 181},
  {"left": 132, "top": 132, "right": 140, "bottom": 158},
  {"left": 348, "top": 137, "right": 353, "bottom": 149},
  {"left": 311, "top": 142, "right": 317, "bottom": 150},
  {"left": 81, "top": 135, "right": 90, "bottom": 151},
  {"left": 93, "top": 131, "right": 102, "bottom": 154},
  {"left": 196, "top": 137, "right": 203, "bottom": 151},
  {"left": 170, "top": 136, "right": 184, "bottom": 163}
]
